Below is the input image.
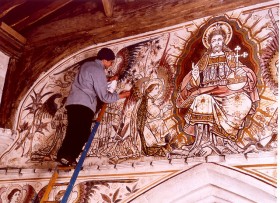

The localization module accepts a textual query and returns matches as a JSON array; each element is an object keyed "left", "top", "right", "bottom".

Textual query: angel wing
[
  {"left": 29, "top": 94, "right": 67, "bottom": 161},
  {"left": 24, "top": 88, "right": 62, "bottom": 121},
  {"left": 157, "top": 50, "right": 175, "bottom": 106},
  {"left": 154, "top": 33, "right": 174, "bottom": 106},
  {"left": 22, "top": 184, "right": 37, "bottom": 203},
  {"left": 32, "top": 93, "right": 63, "bottom": 135},
  {"left": 40, "top": 93, "right": 63, "bottom": 119},
  {"left": 113, "top": 77, "right": 150, "bottom": 137},
  {"left": 115, "top": 39, "right": 157, "bottom": 82},
  {"left": 127, "top": 77, "right": 150, "bottom": 105},
  {"left": 17, "top": 89, "right": 63, "bottom": 153}
]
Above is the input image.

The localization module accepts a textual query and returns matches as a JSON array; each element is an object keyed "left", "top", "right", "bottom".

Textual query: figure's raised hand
[{"left": 192, "top": 62, "right": 199, "bottom": 80}]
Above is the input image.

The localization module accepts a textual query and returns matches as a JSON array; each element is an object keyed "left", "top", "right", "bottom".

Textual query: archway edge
[{"left": 128, "top": 162, "right": 276, "bottom": 203}]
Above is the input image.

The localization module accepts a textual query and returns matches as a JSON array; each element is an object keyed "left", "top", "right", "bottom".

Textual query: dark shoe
[
  {"left": 58, "top": 157, "right": 77, "bottom": 167},
  {"left": 71, "top": 160, "right": 77, "bottom": 167}
]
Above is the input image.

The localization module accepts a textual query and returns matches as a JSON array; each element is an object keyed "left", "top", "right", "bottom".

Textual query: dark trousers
[{"left": 57, "top": 104, "right": 94, "bottom": 160}]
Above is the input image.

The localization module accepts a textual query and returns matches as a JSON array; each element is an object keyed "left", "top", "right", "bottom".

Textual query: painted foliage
[
  {"left": 0, "top": 175, "right": 157, "bottom": 203},
  {"left": 0, "top": 3, "right": 277, "bottom": 168}
]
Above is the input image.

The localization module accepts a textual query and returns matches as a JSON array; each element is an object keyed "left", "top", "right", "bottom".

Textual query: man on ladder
[
  {"left": 41, "top": 48, "right": 130, "bottom": 203},
  {"left": 56, "top": 47, "right": 131, "bottom": 166}
]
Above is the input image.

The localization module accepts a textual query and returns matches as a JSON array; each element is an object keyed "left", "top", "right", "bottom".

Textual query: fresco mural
[
  {"left": 0, "top": 2, "right": 278, "bottom": 202},
  {"left": 0, "top": 2, "right": 278, "bottom": 168},
  {"left": 173, "top": 19, "right": 261, "bottom": 157},
  {"left": 0, "top": 4, "right": 279, "bottom": 202}
]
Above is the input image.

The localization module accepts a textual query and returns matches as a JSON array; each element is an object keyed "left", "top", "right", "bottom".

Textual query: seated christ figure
[{"left": 176, "top": 22, "right": 259, "bottom": 155}]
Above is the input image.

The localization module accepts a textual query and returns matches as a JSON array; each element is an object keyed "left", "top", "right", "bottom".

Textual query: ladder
[
  {"left": 40, "top": 104, "right": 107, "bottom": 203},
  {"left": 39, "top": 165, "right": 74, "bottom": 203}
]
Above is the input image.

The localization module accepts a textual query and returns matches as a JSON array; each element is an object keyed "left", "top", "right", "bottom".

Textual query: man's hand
[
  {"left": 119, "top": 90, "right": 131, "bottom": 99},
  {"left": 192, "top": 62, "right": 199, "bottom": 81}
]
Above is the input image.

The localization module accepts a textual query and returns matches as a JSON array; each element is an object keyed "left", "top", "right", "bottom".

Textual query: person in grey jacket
[{"left": 57, "top": 47, "right": 130, "bottom": 166}]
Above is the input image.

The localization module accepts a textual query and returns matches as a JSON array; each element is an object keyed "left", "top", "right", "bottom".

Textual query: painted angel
[{"left": 118, "top": 51, "right": 176, "bottom": 157}]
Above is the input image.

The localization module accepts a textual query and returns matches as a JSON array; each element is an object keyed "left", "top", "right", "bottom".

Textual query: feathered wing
[
  {"left": 115, "top": 39, "right": 157, "bottom": 81},
  {"left": 22, "top": 184, "right": 37, "bottom": 203},
  {"left": 115, "top": 77, "right": 150, "bottom": 138},
  {"left": 30, "top": 93, "right": 64, "bottom": 161},
  {"left": 29, "top": 92, "right": 62, "bottom": 137},
  {"left": 40, "top": 93, "right": 62, "bottom": 118},
  {"left": 115, "top": 46, "right": 137, "bottom": 81},
  {"left": 157, "top": 50, "right": 175, "bottom": 105},
  {"left": 16, "top": 84, "right": 63, "bottom": 156},
  {"left": 127, "top": 77, "right": 150, "bottom": 106}
]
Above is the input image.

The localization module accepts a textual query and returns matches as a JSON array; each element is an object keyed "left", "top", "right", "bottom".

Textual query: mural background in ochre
[{"left": 0, "top": 4, "right": 277, "bottom": 168}]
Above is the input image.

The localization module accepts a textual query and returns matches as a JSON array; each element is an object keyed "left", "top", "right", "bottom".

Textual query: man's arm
[{"left": 93, "top": 67, "right": 120, "bottom": 103}]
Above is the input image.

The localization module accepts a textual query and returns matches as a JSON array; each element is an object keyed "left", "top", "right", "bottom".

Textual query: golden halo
[{"left": 202, "top": 21, "right": 233, "bottom": 49}]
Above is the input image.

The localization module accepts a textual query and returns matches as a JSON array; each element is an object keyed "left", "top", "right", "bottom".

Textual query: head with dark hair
[
  {"left": 97, "top": 48, "right": 115, "bottom": 61},
  {"left": 7, "top": 188, "right": 21, "bottom": 202}
]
